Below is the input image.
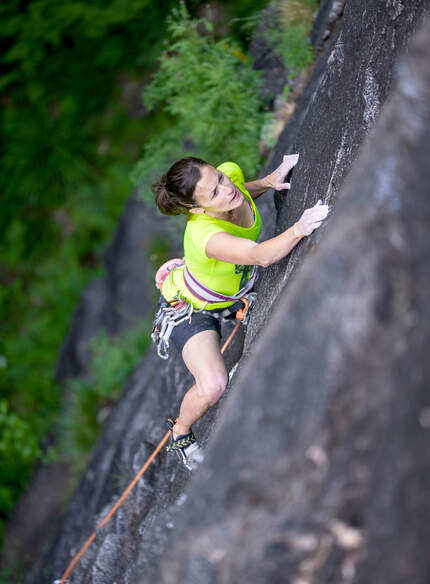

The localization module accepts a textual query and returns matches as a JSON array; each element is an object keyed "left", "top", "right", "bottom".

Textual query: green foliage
[
  {"left": 0, "top": 0, "right": 273, "bottom": 558},
  {"left": 282, "top": 83, "right": 291, "bottom": 101},
  {"left": 260, "top": 112, "right": 279, "bottom": 149},
  {"left": 0, "top": 401, "right": 40, "bottom": 534},
  {"left": 1, "top": 102, "right": 94, "bottom": 252},
  {"left": 218, "top": 0, "right": 271, "bottom": 47},
  {"left": 0, "top": 0, "right": 177, "bottom": 259},
  {"left": 0, "top": 566, "right": 14, "bottom": 584},
  {"left": 0, "top": 0, "right": 173, "bottom": 98},
  {"left": 58, "top": 322, "right": 151, "bottom": 473},
  {"left": 131, "top": 3, "right": 266, "bottom": 197},
  {"left": 265, "top": 24, "right": 314, "bottom": 76},
  {"left": 0, "top": 162, "right": 133, "bottom": 537},
  {"left": 264, "top": 0, "right": 317, "bottom": 77}
]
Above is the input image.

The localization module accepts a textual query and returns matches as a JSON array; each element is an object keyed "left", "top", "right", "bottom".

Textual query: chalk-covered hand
[
  {"left": 267, "top": 154, "right": 299, "bottom": 191},
  {"left": 293, "top": 200, "right": 329, "bottom": 237}
]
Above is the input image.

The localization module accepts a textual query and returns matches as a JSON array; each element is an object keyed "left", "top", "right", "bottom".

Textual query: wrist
[
  {"left": 293, "top": 223, "right": 305, "bottom": 238},
  {"left": 264, "top": 173, "right": 275, "bottom": 189}
]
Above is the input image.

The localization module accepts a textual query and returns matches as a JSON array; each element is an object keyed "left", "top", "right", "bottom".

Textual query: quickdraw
[
  {"left": 151, "top": 298, "right": 194, "bottom": 360},
  {"left": 151, "top": 291, "right": 257, "bottom": 360}
]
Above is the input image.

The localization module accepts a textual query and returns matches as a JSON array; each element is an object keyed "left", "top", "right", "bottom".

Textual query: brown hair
[{"left": 153, "top": 156, "right": 208, "bottom": 216}]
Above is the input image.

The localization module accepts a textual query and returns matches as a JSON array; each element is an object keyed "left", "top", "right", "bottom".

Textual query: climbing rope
[{"left": 56, "top": 297, "right": 250, "bottom": 583}]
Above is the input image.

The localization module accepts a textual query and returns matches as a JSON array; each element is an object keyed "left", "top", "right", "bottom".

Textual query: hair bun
[{"left": 152, "top": 156, "right": 207, "bottom": 216}]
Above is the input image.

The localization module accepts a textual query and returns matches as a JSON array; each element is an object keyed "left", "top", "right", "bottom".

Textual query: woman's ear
[{"left": 189, "top": 207, "right": 205, "bottom": 215}]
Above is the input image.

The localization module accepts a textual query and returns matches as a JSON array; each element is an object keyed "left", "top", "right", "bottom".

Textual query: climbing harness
[
  {"left": 56, "top": 295, "right": 252, "bottom": 584},
  {"left": 183, "top": 263, "right": 257, "bottom": 303},
  {"left": 151, "top": 291, "right": 256, "bottom": 360},
  {"left": 152, "top": 256, "right": 257, "bottom": 360}
]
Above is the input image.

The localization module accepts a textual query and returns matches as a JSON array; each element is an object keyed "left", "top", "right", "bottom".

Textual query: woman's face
[{"left": 191, "top": 164, "right": 243, "bottom": 215}]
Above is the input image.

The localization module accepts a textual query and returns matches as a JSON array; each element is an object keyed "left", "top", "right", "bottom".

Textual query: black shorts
[{"left": 159, "top": 296, "right": 221, "bottom": 356}]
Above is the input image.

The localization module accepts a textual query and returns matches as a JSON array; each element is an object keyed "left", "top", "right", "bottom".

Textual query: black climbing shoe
[{"left": 165, "top": 418, "right": 204, "bottom": 471}]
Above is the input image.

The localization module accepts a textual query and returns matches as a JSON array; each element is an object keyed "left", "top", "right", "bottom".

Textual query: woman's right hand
[{"left": 293, "top": 200, "right": 329, "bottom": 237}]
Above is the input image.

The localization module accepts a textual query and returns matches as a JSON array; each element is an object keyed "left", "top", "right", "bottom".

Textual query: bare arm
[
  {"left": 244, "top": 177, "right": 272, "bottom": 200},
  {"left": 206, "top": 227, "right": 304, "bottom": 268},
  {"left": 206, "top": 200, "right": 329, "bottom": 267}
]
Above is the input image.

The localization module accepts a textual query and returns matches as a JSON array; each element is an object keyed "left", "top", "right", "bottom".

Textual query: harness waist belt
[{"left": 183, "top": 264, "right": 256, "bottom": 304}]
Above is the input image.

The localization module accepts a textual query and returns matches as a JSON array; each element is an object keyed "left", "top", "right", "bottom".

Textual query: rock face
[
  {"left": 248, "top": 0, "right": 428, "bottom": 347},
  {"left": 29, "top": 2, "right": 429, "bottom": 583},
  {"left": 311, "top": 0, "right": 346, "bottom": 50},
  {"left": 156, "top": 15, "right": 430, "bottom": 584}
]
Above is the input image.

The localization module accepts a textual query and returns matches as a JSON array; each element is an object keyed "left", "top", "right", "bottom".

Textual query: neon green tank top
[{"left": 161, "top": 161, "right": 262, "bottom": 310}]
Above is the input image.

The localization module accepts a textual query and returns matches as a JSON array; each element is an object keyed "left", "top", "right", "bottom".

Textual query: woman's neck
[{"left": 205, "top": 200, "right": 244, "bottom": 222}]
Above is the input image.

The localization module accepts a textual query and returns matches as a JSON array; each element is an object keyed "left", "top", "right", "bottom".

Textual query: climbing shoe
[{"left": 165, "top": 418, "right": 204, "bottom": 471}]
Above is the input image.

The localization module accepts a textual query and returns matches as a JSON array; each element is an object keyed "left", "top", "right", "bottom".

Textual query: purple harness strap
[{"left": 183, "top": 264, "right": 256, "bottom": 304}]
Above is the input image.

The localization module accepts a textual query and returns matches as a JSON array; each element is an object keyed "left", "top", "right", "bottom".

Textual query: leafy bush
[
  {"left": 131, "top": 2, "right": 266, "bottom": 195},
  {"left": 266, "top": 24, "right": 314, "bottom": 76},
  {"left": 260, "top": 112, "right": 279, "bottom": 150},
  {"left": 0, "top": 0, "right": 179, "bottom": 259},
  {"left": 264, "top": 0, "right": 317, "bottom": 77},
  {"left": 0, "top": 401, "right": 41, "bottom": 546},
  {"left": 0, "top": 0, "right": 273, "bottom": 556},
  {"left": 0, "top": 162, "right": 133, "bottom": 543}
]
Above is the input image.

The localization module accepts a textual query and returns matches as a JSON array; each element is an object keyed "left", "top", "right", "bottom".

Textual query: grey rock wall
[
  {"left": 29, "top": 2, "right": 429, "bottom": 583},
  {"left": 155, "top": 14, "right": 430, "bottom": 583},
  {"left": 311, "top": 0, "right": 345, "bottom": 50},
  {"left": 248, "top": 0, "right": 427, "bottom": 348}
]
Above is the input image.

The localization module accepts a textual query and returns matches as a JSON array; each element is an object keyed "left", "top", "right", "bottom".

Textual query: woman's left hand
[{"left": 266, "top": 154, "right": 299, "bottom": 191}]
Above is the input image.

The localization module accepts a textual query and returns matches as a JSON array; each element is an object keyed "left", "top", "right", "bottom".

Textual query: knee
[{"left": 198, "top": 370, "right": 228, "bottom": 406}]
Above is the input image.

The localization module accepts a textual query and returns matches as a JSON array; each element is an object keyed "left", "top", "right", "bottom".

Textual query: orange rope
[
  {"left": 60, "top": 430, "right": 171, "bottom": 583},
  {"left": 58, "top": 297, "right": 249, "bottom": 583},
  {"left": 220, "top": 321, "right": 240, "bottom": 354},
  {"left": 220, "top": 297, "right": 248, "bottom": 354}
]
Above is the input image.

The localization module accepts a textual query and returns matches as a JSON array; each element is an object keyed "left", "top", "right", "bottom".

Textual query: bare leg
[{"left": 172, "top": 330, "right": 228, "bottom": 439}]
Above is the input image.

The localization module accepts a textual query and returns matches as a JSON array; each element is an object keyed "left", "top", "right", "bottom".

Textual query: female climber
[{"left": 152, "top": 155, "right": 329, "bottom": 469}]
